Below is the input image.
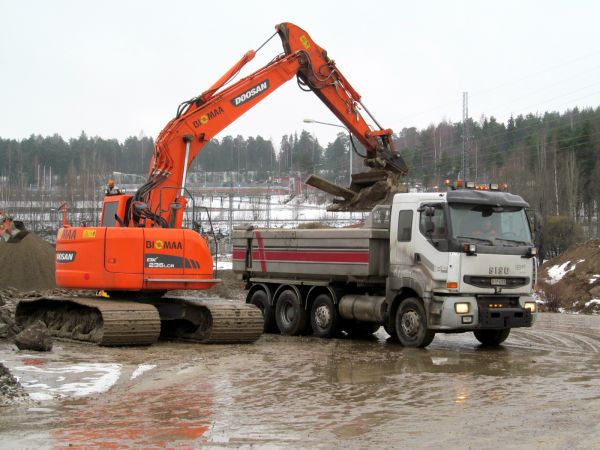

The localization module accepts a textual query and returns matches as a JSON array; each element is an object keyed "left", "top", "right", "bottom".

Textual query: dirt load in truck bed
[
  {"left": 0, "top": 232, "right": 56, "bottom": 291},
  {"left": 537, "top": 238, "right": 600, "bottom": 314}
]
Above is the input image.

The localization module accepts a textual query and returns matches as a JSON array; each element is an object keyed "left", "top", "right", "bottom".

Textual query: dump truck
[{"left": 233, "top": 184, "right": 538, "bottom": 347}]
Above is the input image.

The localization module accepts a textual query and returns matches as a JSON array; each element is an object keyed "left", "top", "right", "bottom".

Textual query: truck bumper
[{"left": 429, "top": 295, "right": 536, "bottom": 331}]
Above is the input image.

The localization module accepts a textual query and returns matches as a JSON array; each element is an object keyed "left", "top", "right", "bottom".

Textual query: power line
[{"left": 396, "top": 49, "right": 600, "bottom": 123}]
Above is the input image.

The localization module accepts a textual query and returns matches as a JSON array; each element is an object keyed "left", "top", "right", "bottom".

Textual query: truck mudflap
[{"left": 477, "top": 298, "right": 533, "bottom": 329}]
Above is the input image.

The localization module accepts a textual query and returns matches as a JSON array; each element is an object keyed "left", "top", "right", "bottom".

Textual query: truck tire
[
  {"left": 249, "top": 289, "right": 278, "bottom": 333},
  {"left": 275, "top": 289, "right": 308, "bottom": 336},
  {"left": 343, "top": 320, "right": 380, "bottom": 338},
  {"left": 310, "top": 294, "right": 341, "bottom": 338},
  {"left": 473, "top": 328, "right": 510, "bottom": 346},
  {"left": 395, "top": 298, "right": 435, "bottom": 348}
]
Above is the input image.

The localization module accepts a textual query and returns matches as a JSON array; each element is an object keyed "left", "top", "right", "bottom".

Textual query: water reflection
[
  {"left": 454, "top": 387, "right": 468, "bottom": 405},
  {"left": 52, "top": 379, "right": 215, "bottom": 448}
]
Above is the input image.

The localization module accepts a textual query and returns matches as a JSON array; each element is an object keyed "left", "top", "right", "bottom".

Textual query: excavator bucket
[{"left": 306, "top": 169, "right": 407, "bottom": 212}]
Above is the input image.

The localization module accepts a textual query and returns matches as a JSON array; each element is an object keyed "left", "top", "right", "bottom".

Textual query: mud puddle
[{"left": 0, "top": 313, "right": 599, "bottom": 448}]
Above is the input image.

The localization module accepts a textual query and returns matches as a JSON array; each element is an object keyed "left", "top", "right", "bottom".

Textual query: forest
[{"left": 1, "top": 106, "right": 599, "bottom": 254}]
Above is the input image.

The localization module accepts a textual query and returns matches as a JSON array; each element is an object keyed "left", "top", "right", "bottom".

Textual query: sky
[{"left": 1, "top": 0, "right": 599, "bottom": 149}]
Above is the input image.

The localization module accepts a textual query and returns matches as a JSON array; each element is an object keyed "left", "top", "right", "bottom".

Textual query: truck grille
[{"left": 463, "top": 275, "right": 529, "bottom": 289}]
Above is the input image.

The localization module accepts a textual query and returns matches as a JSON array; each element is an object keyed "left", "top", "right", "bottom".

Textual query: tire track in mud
[
  {"left": 505, "top": 314, "right": 600, "bottom": 355},
  {"left": 507, "top": 330, "right": 600, "bottom": 354}
]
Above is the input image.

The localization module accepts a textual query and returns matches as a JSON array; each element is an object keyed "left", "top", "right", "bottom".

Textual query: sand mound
[
  {"left": 0, "top": 233, "right": 56, "bottom": 291},
  {"left": 537, "top": 238, "right": 600, "bottom": 314}
]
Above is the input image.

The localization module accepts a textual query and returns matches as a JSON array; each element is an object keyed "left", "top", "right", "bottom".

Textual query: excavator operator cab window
[
  {"left": 101, "top": 195, "right": 131, "bottom": 227},
  {"left": 101, "top": 201, "right": 118, "bottom": 227}
]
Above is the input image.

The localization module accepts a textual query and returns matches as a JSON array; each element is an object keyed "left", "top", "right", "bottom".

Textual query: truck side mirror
[{"left": 425, "top": 219, "right": 435, "bottom": 235}]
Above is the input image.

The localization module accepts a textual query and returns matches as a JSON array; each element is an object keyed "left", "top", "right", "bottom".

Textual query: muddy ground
[{"left": 0, "top": 312, "right": 598, "bottom": 449}]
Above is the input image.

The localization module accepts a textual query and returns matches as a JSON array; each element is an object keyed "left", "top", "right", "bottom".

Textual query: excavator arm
[{"left": 135, "top": 22, "right": 407, "bottom": 228}]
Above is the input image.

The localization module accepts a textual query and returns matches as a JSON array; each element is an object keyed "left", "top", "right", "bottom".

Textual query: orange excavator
[{"left": 16, "top": 22, "right": 407, "bottom": 345}]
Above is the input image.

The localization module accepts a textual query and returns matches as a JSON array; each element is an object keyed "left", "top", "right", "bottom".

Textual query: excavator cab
[{"left": 100, "top": 194, "right": 133, "bottom": 227}]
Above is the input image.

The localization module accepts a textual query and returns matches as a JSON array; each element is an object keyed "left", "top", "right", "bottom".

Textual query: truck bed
[{"left": 232, "top": 227, "right": 389, "bottom": 281}]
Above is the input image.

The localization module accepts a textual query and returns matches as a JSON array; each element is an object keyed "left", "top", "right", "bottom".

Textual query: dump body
[{"left": 233, "top": 227, "right": 389, "bottom": 282}]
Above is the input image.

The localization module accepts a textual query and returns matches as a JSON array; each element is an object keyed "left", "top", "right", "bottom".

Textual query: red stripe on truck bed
[
  {"left": 261, "top": 250, "right": 369, "bottom": 263},
  {"left": 232, "top": 248, "right": 369, "bottom": 264}
]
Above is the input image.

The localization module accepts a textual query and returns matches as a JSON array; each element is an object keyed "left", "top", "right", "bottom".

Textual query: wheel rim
[
  {"left": 401, "top": 309, "right": 421, "bottom": 338},
  {"left": 282, "top": 302, "right": 295, "bottom": 325},
  {"left": 314, "top": 304, "right": 331, "bottom": 329}
]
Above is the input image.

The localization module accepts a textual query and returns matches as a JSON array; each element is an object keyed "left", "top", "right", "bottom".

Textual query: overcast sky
[{"left": 1, "top": 0, "right": 599, "bottom": 148}]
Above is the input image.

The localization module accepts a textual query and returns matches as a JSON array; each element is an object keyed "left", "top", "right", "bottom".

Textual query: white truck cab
[{"left": 387, "top": 188, "right": 537, "bottom": 346}]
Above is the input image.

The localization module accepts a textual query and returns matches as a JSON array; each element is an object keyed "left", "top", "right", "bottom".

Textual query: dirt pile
[
  {"left": 0, "top": 233, "right": 56, "bottom": 291},
  {"left": 0, "top": 362, "right": 30, "bottom": 407},
  {"left": 537, "top": 238, "right": 600, "bottom": 314}
]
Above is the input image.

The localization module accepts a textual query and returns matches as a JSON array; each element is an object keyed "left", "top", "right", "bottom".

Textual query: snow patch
[
  {"left": 589, "top": 274, "right": 600, "bottom": 284},
  {"left": 29, "top": 392, "right": 54, "bottom": 401},
  {"left": 130, "top": 364, "right": 156, "bottom": 380},
  {"left": 546, "top": 261, "right": 578, "bottom": 284},
  {"left": 431, "top": 357, "right": 449, "bottom": 366},
  {"left": 14, "top": 363, "right": 122, "bottom": 398},
  {"left": 216, "top": 260, "right": 232, "bottom": 271},
  {"left": 585, "top": 299, "right": 600, "bottom": 307}
]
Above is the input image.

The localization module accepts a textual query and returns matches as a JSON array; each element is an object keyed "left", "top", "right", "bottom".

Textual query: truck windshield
[{"left": 449, "top": 203, "right": 532, "bottom": 246}]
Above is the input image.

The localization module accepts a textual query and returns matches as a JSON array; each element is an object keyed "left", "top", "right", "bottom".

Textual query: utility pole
[
  {"left": 228, "top": 192, "right": 234, "bottom": 248},
  {"left": 266, "top": 182, "right": 271, "bottom": 228},
  {"left": 462, "top": 92, "right": 470, "bottom": 180}
]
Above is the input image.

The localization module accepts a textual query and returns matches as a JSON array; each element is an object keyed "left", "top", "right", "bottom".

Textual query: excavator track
[
  {"left": 15, "top": 296, "right": 263, "bottom": 346},
  {"left": 150, "top": 297, "right": 263, "bottom": 344},
  {"left": 15, "top": 297, "right": 161, "bottom": 346}
]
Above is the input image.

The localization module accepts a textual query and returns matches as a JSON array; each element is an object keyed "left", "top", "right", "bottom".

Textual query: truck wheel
[
  {"left": 310, "top": 294, "right": 341, "bottom": 338},
  {"left": 275, "top": 289, "right": 308, "bottom": 336},
  {"left": 395, "top": 298, "right": 435, "bottom": 348},
  {"left": 248, "top": 289, "right": 277, "bottom": 333},
  {"left": 343, "top": 320, "right": 380, "bottom": 338},
  {"left": 474, "top": 329, "right": 510, "bottom": 346}
]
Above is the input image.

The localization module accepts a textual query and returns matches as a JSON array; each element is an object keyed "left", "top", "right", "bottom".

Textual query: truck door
[
  {"left": 414, "top": 203, "right": 450, "bottom": 282},
  {"left": 393, "top": 207, "right": 415, "bottom": 268}
]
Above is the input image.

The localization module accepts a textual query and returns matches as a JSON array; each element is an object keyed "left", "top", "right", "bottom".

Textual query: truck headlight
[
  {"left": 524, "top": 302, "right": 536, "bottom": 313},
  {"left": 454, "top": 303, "right": 470, "bottom": 314}
]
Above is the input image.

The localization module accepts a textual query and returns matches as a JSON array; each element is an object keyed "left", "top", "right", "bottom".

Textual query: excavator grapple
[{"left": 306, "top": 170, "right": 407, "bottom": 211}]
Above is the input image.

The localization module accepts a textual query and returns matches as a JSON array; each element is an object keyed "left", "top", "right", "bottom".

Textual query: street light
[{"left": 303, "top": 118, "right": 353, "bottom": 181}]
